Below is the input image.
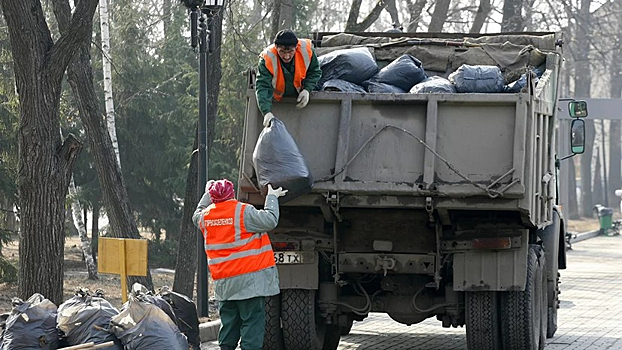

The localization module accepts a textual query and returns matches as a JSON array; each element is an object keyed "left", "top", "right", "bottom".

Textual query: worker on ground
[
  {"left": 193, "top": 179, "right": 288, "bottom": 350},
  {"left": 256, "top": 29, "right": 322, "bottom": 127}
]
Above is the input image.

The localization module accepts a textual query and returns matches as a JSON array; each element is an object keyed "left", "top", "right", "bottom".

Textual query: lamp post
[{"left": 181, "top": 0, "right": 224, "bottom": 317}]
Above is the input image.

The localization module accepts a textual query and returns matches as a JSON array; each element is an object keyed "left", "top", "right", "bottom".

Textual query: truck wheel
[
  {"left": 322, "top": 324, "right": 342, "bottom": 350},
  {"left": 263, "top": 295, "right": 284, "bottom": 350},
  {"left": 500, "top": 245, "right": 546, "bottom": 350},
  {"left": 465, "top": 291, "right": 501, "bottom": 350},
  {"left": 340, "top": 318, "right": 353, "bottom": 336},
  {"left": 281, "top": 289, "right": 326, "bottom": 350}
]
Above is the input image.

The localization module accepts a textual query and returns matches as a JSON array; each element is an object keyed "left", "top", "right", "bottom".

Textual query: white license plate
[{"left": 274, "top": 251, "right": 302, "bottom": 264}]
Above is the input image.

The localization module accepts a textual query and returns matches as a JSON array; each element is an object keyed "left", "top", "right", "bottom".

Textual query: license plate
[{"left": 274, "top": 251, "right": 302, "bottom": 264}]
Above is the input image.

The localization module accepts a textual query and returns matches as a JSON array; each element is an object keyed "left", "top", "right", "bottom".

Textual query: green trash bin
[{"left": 594, "top": 205, "right": 614, "bottom": 235}]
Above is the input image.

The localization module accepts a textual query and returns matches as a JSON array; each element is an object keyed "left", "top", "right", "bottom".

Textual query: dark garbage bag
[
  {"left": 449, "top": 64, "right": 505, "bottom": 93},
  {"left": 158, "top": 286, "right": 201, "bottom": 350},
  {"left": 369, "top": 54, "right": 427, "bottom": 91},
  {"left": 317, "top": 47, "right": 378, "bottom": 88},
  {"left": 57, "top": 289, "right": 122, "bottom": 350},
  {"left": 320, "top": 79, "right": 366, "bottom": 93},
  {"left": 109, "top": 284, "right": 188, "bottom": 350},
  {"left": 365, "top": 81, "right": 406, "bottom": 93},
  {"left": 410, "top": 76, "right": 456, "bottom": 94},
  {"left": 253, "top": 118, "right": 313, "bottom": 203},
  {"left": 503, "top": 68, "right": 542, "bottom": 93},
  {"left": 0, "top": 294, "right": 59, "bottom": 350}
]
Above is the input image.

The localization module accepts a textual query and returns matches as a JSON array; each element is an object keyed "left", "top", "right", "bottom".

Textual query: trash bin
[{"left": 594, "top": 204, "right": 614, "bottom": 235}]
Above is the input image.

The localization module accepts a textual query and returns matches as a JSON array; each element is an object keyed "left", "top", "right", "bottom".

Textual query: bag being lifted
[
  {"left": 109, "top": 284, "right": 188, "bottom": 350},
  {"left": 0, "top": 294, "right": 59, "bottom": 350},
  {"left": 57, "top": 289, "right": 122, "bottom": 350},
  {"left": 253, "top": 118, "right": 313, "bottom": 203}
]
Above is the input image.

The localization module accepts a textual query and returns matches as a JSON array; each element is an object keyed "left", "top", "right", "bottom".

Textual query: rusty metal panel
[{"left": 453, "top": 232, "right": 528, "bottom": 291}]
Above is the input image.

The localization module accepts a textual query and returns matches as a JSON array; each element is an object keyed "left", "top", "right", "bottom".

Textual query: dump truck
[{"left": 238, "top": 31, "right": 586, "bottom": 350}]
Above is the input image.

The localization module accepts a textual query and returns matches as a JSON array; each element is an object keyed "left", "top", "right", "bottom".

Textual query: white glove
[
  {"left": 263, "top": 112, "right": 275, "bottom": 127},
  {"left": 205, "top": 180, "right": 215, "bottom": 192},
  {"left": 267, "top": 184, "right": 288, "bottom": 198},
  {"left": 296, "top": 90, "right": 310, "bottom": 109}
]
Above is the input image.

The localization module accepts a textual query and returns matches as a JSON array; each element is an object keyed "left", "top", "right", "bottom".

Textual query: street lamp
[{"left": 181, "top": 0, "right": 224, "bottom": 317}]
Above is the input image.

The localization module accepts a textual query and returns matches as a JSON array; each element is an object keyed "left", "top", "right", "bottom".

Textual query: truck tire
[
  {"left": 465, "top": 291, "right": 501, "bottom": 350},
  {"left": 281, "top": 289, "right": 326, "bottom": 350},
  {"left": 339, "top": 319, "right": 353, "bottom": 336},
  {"left": 322, "top": 324, "right": 342, "bottom": 350},
  {"left": 500, "top": 245, "right": 546, "bottom": 350},
  {"left": 263, "top": 295, "right": 284, "bottom": 350}
]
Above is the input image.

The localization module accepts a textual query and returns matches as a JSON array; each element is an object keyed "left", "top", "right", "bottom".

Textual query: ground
[{"left": 0, "top": 217, "right": 603, "bottom": 314}]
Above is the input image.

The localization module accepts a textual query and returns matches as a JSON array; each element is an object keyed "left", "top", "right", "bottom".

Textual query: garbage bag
[
  {"left": 368, "top": 54, "right": 427, "bottom": 91},
  {"left": 320, "top": 79, "right": 366, "bottom": 93},
  {"left": 449, "top": 64, "right": 505, "bottom": 93},
  {"left": 365, "top": 81, "right": 406, "bottom": 93},
  {"left": 410, "top": 76, "right": 456, "bottom": 94},
  {"left": 317, "top": 47, "right": 378, "bottom": 88},
  {"left": 109, "top": 284, "right": 188, "bottom": 350},
  {"left": 253, "top": 118, "right": 313, "bottom": 203},
  {"left": 128, "top": 284, "right": 178, "bottom": 326},
  {"left": 57, "top": 289, "right": 122, "bottom": 350},
  {"left": 503, "top": 68, "right": 542, "bottom": 93},
  {"left": 158, "top": 286, "right": 201, "bottom": 350},
  {"left": 0, "top": 294, "right": 59, "bottom": 350}
]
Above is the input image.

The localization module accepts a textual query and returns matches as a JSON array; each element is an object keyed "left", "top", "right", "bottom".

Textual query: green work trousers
[{"left": 218, "top": 296, "right": 265, "bottom": 350}]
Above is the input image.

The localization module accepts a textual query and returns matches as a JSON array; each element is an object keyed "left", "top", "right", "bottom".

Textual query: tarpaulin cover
[
  {"left": 320, "top": 79, "right": 366, "bottom": 93},
  {"left": 317, "top": 47, "right": 378, "bottom": 88},
  {"left": 253, "top": 118, "right": 313, "bottom": 203},
  {"left": 410, "top": 76, "right": 456, "bottom": 94},
  {"left": 0, "top": 294, "right": 59, "bottom": 350},
  {"left": 449, "top": 64, "right": 505, "bottom": 93},
  {"left": 109, "top": 284, "right": 188, "bottom": 350},
  {"left": 56, "top": 290, "right": 122, "bottom": 350},
  {"left": 368, "top": 54, "right": 427, "bottom": 91},
  {"left": 158, "top": 286, "right": 201, "bottom": 350}
]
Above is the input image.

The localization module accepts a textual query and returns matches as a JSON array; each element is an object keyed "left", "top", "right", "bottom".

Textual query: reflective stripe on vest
[
  {"left": 260, "top": 39, "right": 313, "bottom": 101},
  {"left": 200, "top": 200, "right": 275, "bottom": 280}
]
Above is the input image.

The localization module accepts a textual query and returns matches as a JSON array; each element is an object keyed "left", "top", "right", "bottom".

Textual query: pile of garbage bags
[
  {"left": 0, "top": 284, "right": 201, "bottom": 350},
  {"left": 316, "top": 33, "right": 548, "bottom": 94}
]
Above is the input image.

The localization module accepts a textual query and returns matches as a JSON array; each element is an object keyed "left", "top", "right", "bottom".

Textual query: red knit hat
[{"left": 208, "top": 179, "right": 235, "bottom": 203}]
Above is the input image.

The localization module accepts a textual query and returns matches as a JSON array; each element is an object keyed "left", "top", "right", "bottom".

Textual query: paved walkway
[{"left": 202, "top": 235, "right": 622, "bottom": 349}]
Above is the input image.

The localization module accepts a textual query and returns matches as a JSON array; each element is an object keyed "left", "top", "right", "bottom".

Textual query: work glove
[
  {"left": 296, "top": 90, "right": 310, "bottom": 109},
  {"left": 205, "top": 180, "right": 215, "bottom": 192},
  {"left": 263, "top": 112, "right": 275, "bottom": 127},
  {"left": 267, "top": 184, "right": 288, "bottom": 198}
]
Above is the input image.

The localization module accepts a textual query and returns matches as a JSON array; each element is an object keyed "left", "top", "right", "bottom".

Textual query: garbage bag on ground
[
  {"left": 109, "top": 283, "right": 188, "bottom": 350},
  {"left": 57, "top": 289, "right": 122, "bottom": 350},
  {"left": 365, "top": 81, "right": 406, "bottom": 93},
  {"left": 320, "top": 79, "right": 366, "bottom": 93},
  {"left": 317, "top": 47, "right": 378, "bottom": 88},
  {"left": 158, "top": 286, "right": 201, "bottom": 350},
  {"left": 368, "top": 54, "right": 427, "bottom": 91},
  {"left": 410, "top": 76, "right": 456, "bottom": 94},
  {"left": 0, "top": 294, "right": 59, "bottom": 350},
  {"left": 449, "top": 64, "right": 505, "bottom": 93},
  {"left": 253, "top": 118, "right": 313, "bottom": 203}
]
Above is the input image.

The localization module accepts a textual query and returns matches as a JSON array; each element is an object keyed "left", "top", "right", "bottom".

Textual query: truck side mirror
[
  {"left": 568, "top": 100, "right": 588, "bottom": 118},
  {"left": 570, "top": 119, "right": 585, "bottom": 154}
]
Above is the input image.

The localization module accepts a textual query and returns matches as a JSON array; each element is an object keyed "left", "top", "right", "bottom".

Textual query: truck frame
[{"left": 238, "top": 31, "right": 580, "bottom": 350}]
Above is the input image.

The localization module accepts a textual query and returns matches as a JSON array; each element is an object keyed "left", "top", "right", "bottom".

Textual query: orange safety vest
[
  {"left": 261, "top": 39, "right": 313, "bottom": 101},
  {"left": 199, "top": 199, "right": 275, "bottom": 280}
]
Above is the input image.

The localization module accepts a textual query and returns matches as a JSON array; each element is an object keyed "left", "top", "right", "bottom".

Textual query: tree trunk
[
  {"left": 501, "top": 0, "right": 524, "bottom": 32},
  {"left": 568, "top": 158, "right": 579, "bottom": 219},
  {"left": 173, "top": 133, "right": 199, "bottom": 298},
  {"left": 52, "top": 0, "right": 153, "bottom": 290},
  {"left": 384, "top": 0, "right": 401, "bottom": 29},
  {"left": 405, "top": 0, "right": 427, "bottom": 32},
  {"left": 345, "top": 0, "right": 387, "bottom": 32},
  {"left": 428, "top": 0, "right": 451, "bottom": 32},
  {"left": 2, "top": 0, "right": 96, "bottom": 304},
  {"left": 580, "top": 120, "right": 595, "bottom": 217},
  {"left": 470, "top": 0, "right": 491, "bottom": 33},
  {"left": 270, "top": 0, "right": 293, "bottom": 41},
  {"left": 92, "top": 201, "right": 100, "bottom": 264},
  {"left": 608, "top": 9, "right": 622, "bottom": 210},
  {"left": 68, "top": 178, "right": 98, "bottom": 279}
]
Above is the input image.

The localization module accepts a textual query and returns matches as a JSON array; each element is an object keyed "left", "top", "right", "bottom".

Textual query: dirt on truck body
[{"left": 238, "top": 31, "right": 586, "bottom": 350}]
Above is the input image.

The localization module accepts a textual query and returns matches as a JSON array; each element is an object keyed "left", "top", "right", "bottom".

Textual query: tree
[
  {"left": 470, "top": 0, "right": 492, "bottom": 33},
  {"left": 405, "top": 0, "right": 428, "bottom": 32},
  {"left": 345, "top": 0, "right": 387, "bottom": 32},
  {"left": 1, "top": 0, "right": 97, "bottom": 304},
  {"left": 501, "top": 0, "right": 524, "bottom": 32},
  {"left": 429, "top": 0, "right": 451, "bottom": 32}
]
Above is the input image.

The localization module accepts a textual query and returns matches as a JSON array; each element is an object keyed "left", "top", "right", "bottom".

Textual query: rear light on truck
[
  {"left": 271, "top": 241, "right": 299, "bottom": 251},
  {"left": 472, "top": 237, "right": 512, "bottom": 250}
]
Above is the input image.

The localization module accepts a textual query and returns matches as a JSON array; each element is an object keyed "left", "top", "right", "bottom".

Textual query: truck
[{"left": 237, "top": 31, "right": 586, "bottom": 350}]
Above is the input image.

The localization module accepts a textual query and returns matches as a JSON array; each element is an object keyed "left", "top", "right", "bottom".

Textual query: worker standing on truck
[
  {"left": 256, "top": 29, "right": 322, "bottom": 127},
  {"left": 193, "top": 179, "right": 288, "bottom": 350}
]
